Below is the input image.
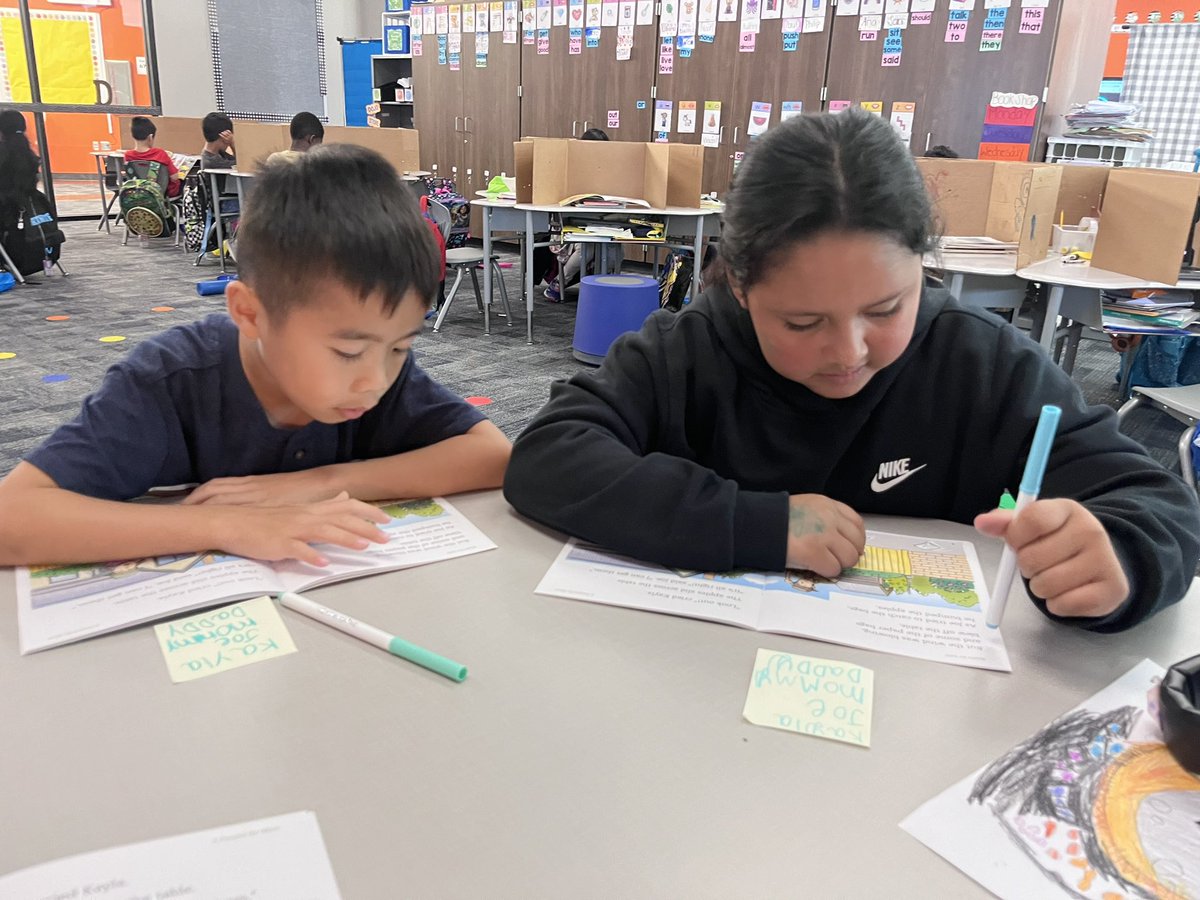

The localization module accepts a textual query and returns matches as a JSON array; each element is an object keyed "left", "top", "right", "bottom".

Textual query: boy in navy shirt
[{"left": 0, "top": 144, "right": 511, "bottom": 567}]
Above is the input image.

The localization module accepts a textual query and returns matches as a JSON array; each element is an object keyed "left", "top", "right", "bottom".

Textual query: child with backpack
[{"left": 124, "top": 116, "right": 183, "bottom": 198}]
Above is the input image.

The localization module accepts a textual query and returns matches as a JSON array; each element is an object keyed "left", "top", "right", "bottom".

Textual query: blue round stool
[{"left": 572, "top": 274, "right": 660, "bottom": 365}]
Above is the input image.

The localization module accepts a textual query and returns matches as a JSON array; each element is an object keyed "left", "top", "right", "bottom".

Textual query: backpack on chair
[{"left": 118, "top": 160, "right": 174, "bottom": 238}]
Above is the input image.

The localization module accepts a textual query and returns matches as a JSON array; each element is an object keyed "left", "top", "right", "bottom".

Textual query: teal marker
[
  {"left": 278, "top": 591, "right": 467, "bottom": 682},
  {"left": 987, "top": 405, "right": 1062, "bottom": 629}
]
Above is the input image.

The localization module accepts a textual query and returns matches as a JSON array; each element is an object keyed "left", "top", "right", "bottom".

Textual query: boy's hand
[
  {"left": 974, "top": 498, "right": 1130, "bottom": 619},
  {"left": 184, "top": 469, "right": 339, "bottom": 507},
  {"left": 219, "top": 129, "right": 235, "bottom": 148},
  {"left": 785, "top": 494, "right": 866, "bottom": 577},
  {"left": 215, "top": 494, "right": 390, "bottom": 567}
]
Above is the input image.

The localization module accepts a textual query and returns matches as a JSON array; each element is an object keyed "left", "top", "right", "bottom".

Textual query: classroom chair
[
  {"left": 121, "top": 160, "right": 184, "bottom": 248},
  {"left": 193, "top": 170, "right": 239, "bottom": 270},
  {"left": 97, "top": 156, "right": 122, "bottom": 234},
  {"left": 1117, "top": 384, "right": 1200, "bottom": 493},
  {"left": 426, "top": 197, "right": 512, "bottom": 334}
]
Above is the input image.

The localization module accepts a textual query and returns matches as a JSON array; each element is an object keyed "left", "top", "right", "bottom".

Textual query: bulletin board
[
  {"left": 0, "top": 9, "right": 105, "bottom": 105},
  {"left": 207, "top": 0, "right": 327, "bottom": 122},
  {"left": 1121, "top": 23, "right": 1200, "bottom": 169}
]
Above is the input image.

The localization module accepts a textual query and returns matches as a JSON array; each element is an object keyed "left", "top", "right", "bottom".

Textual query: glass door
[{"left": 0, "top": 0, "right": 161, "bottom": 218}]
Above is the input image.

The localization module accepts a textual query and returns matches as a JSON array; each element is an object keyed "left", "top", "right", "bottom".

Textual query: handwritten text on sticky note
[
  {"left": 743, "top": 649, "right": 874, "bottom": 747},
  {"left": 154, "top": 596, "right": 297, "bottom": 683}
]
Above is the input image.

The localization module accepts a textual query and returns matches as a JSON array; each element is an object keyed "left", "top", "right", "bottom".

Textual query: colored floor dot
[
  {"left": 99, "top": 335, "right": 127, "bottom": 343},
  {"left": 465, "top": 395, "right": 494, "bottom": 406},
  {"left": 42, "top": 374, "right": 70, "bottom": 383},
  {"left": 151, "top": 306, "right": 175, "bottom": 312},
  {"left": 0, "top": 352, "right": 15, "bottom": 360},
  {"left": 45, "top": 315, "right": 70, "bottom": 321}
]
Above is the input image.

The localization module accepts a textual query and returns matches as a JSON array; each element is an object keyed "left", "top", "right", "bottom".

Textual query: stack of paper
[
  {"left": 1102, "top": 288, "right": 1198, "bottom": 333},
  {"left": 938, "top": 236, "right": 1018, "bottom": 256},
  {"left": 1064, "top": 99, "right": 1153, "bottom": 142}
]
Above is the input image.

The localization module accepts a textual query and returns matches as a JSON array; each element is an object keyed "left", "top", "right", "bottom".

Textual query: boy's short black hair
[
  {"left": 290, "top": 111, "right": 325, "bottom": 143},
  {"left": 580, "top": 127, "right": 609, "bottom": 141},
  {"left": 925, "top": 145, "right": 959, "bottom": 159},
  {"left": 130, "top": 116, "right": 157, "bottom": 141},
  {"left": 237, "top": 144, "right": 440, "bottom": 317},
  {"left": 202, "top": 112, "right": 234, "bottom": 142}
]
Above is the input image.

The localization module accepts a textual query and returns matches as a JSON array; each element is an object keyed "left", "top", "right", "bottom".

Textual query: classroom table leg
[
  {"left": 524, "top": 210, "right": 535, "bottom": 343},
  {"left": 95, "top": 156, "right": 110, "bottom": 234},
  {"left": 482, "top": 205, "right": 493, "bottom": 336},
  {"left": 210, "top": 173, "right": 227, "bottom": 276},
  {"left": 947, "top": 272, "right": 964, "bottom": 297},
  {"left": 1036, "top": 284, "right": 1063, "bottom": 352}
]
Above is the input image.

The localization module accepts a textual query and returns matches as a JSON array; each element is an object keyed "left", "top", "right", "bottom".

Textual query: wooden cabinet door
[
  {"left": 519, "top": 19, "right": 658, "bottom": 140},
  {"left": 412, "top": 40, "right": 466, "bottom": 175},
  {"left": 461, "top": 32, "right": 522, "bottom": 195},
  {"left": 823, "top": 1, "right": 1061, "bottom": 159},
  {"left": 652, "top": 20, "right": 743, "bottom": 195}
]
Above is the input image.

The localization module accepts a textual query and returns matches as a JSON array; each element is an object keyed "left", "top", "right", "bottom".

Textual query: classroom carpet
[{"left": 0, "top": 221, "right": 1188, "bottom": 482}]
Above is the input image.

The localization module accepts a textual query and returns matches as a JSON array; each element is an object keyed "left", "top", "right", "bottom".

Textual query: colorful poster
[
  {"left": 537, "top": 0, "right": 552, "bottom": 28},
  {"left": 449, "top": 3, "right": 462, "bottom": 30},
  {"left": 747, "top": 100, "right": 771, "bottom": 136},
  {"left": 637, "top": 0, "right": 654, "bottom": 23},
  {"left": 569, "top": 0, "right": 584, "bottom": 27},
  {"left": 699, "top": 0, "right": 718, "bottom": 34},
  {"left": 537, "top": 26, "right": 550, "bottom": 51},
  {"left": 978, "top": 90, "right": 1038, "bottom": 160},
  {"left": 783, "top": 29, "right": 800, "bottom": 49},
  {"left": 436, "top": 4, "right": 449, "bottom": 32},
  {"left": 890, "top": 101, "right": 915, "bottom": 144},
  {"left": 718, "top": 0, "right": 739, "bottom": 21},
  {"left": 448, "top": 31, "right": 462, "bottom": 52},
  {"left": 678, "top": 0, "right": 699, "bottom": 34},
  {"left": 660, "top": 0, "right": 678, "bottom": 34},
  {"left": 491, "top": 0, "right": 504, "bottom": 30},
  {"left": 586, "top": 0, "right": 601, "bottom": 26},
  {"left": 585, "top": 23, "right": 601, "bottom": 44},
  {"left": 449, "top": 51, "right": 461, "bottom": 69},
  {"left": 979, "top": 29, "right": 1003, "bottom": 50},
  {"left": 779, "top": 100, "right": 802, "bottom": 121},
  {"left": 654, "top": 99, "right": 673, "bottom": 132},
  {"left": 476, "top": 32, "right": 489, "bottom": 52},
  {"left": 740, "top": 0, "right": 761, "bottom": 32},
  {"left": 424, "top": 5, "right": 437, "bottom": 33},
  {"left": 677, "top": 33, "right": 695, "bottom": 56},
  {"left": 619, "top": 0, "right": 635, "bottom": 25},
  {"left": 762, "top": 0, "right": 783, "bottom": 20},
  {"left": 702, "top": 99, "right": 722, "bottom": 143},
  {"left": 569, "top": 25, "right": 583, "bottom": 51},
  {"left": 678, "top": 100, "right": 697, "bottom": 132},
  {"left": 828, "top": 99, "right": 852, "bottom": 112},
  {"left": 859, "top": 100, "right": 883, "bottom": 115},
  {"left": 616, "top": 23, "right": 634, "bottom": 57},
  {"left": 739, "top": 29, "right": 756, "bottom": 49},
  {"left": 504, "top": 0, "right": 519, "bottom": 37},
  {"left": 553, "top": 0, "right": 568, "bottom": 23},
  {"left": 464, "top": 2, "right": 477, "bottom": 31}
]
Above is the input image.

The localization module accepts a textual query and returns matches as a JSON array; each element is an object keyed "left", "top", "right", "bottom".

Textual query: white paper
[
  {"left": 17, "top": 499, "right": 496, "bottom": 654},
  {"left": 740, "top": 0, "right": 761, "bottom": 32},
  {"left": 949, "top": 0, "right": 976, "bottom": 9},
  {"left": 762, "top": 0, "right": 783, "bottom": 20},
  {"left": 884, "top": 0, "right": 908, "bottom": 11},
  {"left": 717, "top": 0, "right": 739, "bottom": 21},
  {"left": 701, "top": 132, "right": 720, "bottom": 148},
  {"left": 884, "top": 11, "right": 907, "bottom": 27},
  {"left": 678, "top": 0, "right": 699, "bottom": 32},
  {"left": 636, "top": 0, "right": 654, "bottom": 22},
  {"left": 678, "top": 101, "right": 697, "bottom": 132},
  {"left": 602, "top": 0, "right": 619, "bottom": 25},
  {"left": 802, "top": 13, "right": 824, "bottom": 29},
  {"left": 859, "top": 0, "right": 884, "bottom": 12},
  {"left": 983, "top": 0, "right": 1011, "bottom": 7},
  {"left": 858, "top": 12, "right": 882, "bottom": 28},
  {"left": 660, "top": 0, "right": 679, "bottom": 35},
  {"left": 535, "top": 532, "right": 1012, "bottom": 671},
  {"left": 699, "top": 0, "right": 718, "bottom": 31},
  {"left": 835, "top": 0, "right": 860, "bottom": 13},
  {"left": 910, "top": 0, "right": 935, "bottom": 8},
  {"left": 902, "top": 660, "right": 1200, "bottom": 900},
  {"left": 0, "top": 812, "right": 341, "bottom": 898}
]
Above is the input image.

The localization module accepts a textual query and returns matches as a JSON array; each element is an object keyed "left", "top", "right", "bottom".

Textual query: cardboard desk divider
[
  {"left": 513, "top": 138, "right": 704, "bottom": 209},
  {"left": 1090, "top": 168, "right": 1200, "bottom": 285},
  {"left": 1054, "top": 165, "right": 1109, "bottom": 229},
  {"left": 916, "top": 158, "right": 1063, "bottom": 269}
]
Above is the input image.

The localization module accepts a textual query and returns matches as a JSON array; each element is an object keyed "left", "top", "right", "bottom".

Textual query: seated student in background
[
  {"left": 0, "top": 145, "right": 512, "bottom": 567},
  {"left": 124, "top": 116, "right": 183, "bottom": 198},
  {"left": 923, "top": 144, "right": 959, "bottom": 159},
  {"left": 268, "top": 112, "right": 324, "bottom": 165},
  {"left": 0, "top": 108, "right": 39, "bottom": 232},
  {"left": 200, "top": 112, "right": 236, "bottom": 169},
  {"left": 504, "top": 111, "right": 1199, "bottom": 634}
]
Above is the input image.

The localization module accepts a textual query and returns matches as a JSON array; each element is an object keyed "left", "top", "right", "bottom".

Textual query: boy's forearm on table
[{"left": 321, "top": 427, "right": 512, "bottom": 502}]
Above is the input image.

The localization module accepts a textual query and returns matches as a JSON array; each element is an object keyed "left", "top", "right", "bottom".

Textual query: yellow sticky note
[
  {"left": 154, "top": 596, "right": 297, "bottom": 683},
  {"left": 742, "top": 649, "right": 874, "bottom": 747}
]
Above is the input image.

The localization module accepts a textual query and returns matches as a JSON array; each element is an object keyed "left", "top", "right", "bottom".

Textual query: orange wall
[
  {"left": 2, "top": 0, "right": 154, "bottom": 173},
  {"left": 1105, "top": 0, "right": 1200, "bottom": 78}
]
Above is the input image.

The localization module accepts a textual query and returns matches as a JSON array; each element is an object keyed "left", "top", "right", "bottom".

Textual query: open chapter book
[
  {"left": 16, "top": 498, "right": 494, "bottom": 654},
  {"left": 536, "top": 530, "right": 1011, "bottom": 671}
]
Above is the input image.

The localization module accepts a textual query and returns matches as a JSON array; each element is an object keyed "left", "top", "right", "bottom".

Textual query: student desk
[
  {"left": 205, "top": 169, "right": 256, "bottom": 275},
  {"left": 474, "top": 199, "right": 722, "bottom": 344},
  {"left": 925, "top": 250, "right": 1024, "bottom": 321},
  {"left": 90, "top": 150, "right": 126, "bottom": 234},
  {"left": 2, "top": 491, "right": 1196, "bottom": 896},
  {"left": 1016, "top": 256, "right": 1196, "bottom": 373}
]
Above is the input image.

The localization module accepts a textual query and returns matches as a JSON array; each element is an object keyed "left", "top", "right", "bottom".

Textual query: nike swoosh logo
[{"left": 870, "top": 463, "right": 927, "bottom": 493}]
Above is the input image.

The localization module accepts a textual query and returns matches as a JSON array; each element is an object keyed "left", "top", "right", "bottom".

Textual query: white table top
[
  {"left": 472, "top": 198, "right": 721, "bottom": 216},
  {"left": 924, "top": 250, "right": 1019, "bottom": 278},
  {"left": 1017, "top": 255, "right": 1194, "bottom": 291},
  {"left": 2, "top": 490, "right": 1196, "bottom": 896},
  {"left": 89, "top": 149, "right": 124, "bottom": 158}
]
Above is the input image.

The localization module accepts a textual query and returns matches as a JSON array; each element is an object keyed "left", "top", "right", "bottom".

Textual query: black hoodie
[{"left": 505, "top": 285, "right": 1200, "bottom": 632}]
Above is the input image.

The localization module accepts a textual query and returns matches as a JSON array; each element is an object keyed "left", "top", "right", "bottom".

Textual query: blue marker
[{"left": 986, "top": 404, "right": 1062, "bottom": 629}]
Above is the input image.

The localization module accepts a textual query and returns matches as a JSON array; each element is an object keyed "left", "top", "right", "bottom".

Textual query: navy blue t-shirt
[{"left": 26, "top": 314, "right": 485, "bottom": 500}]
